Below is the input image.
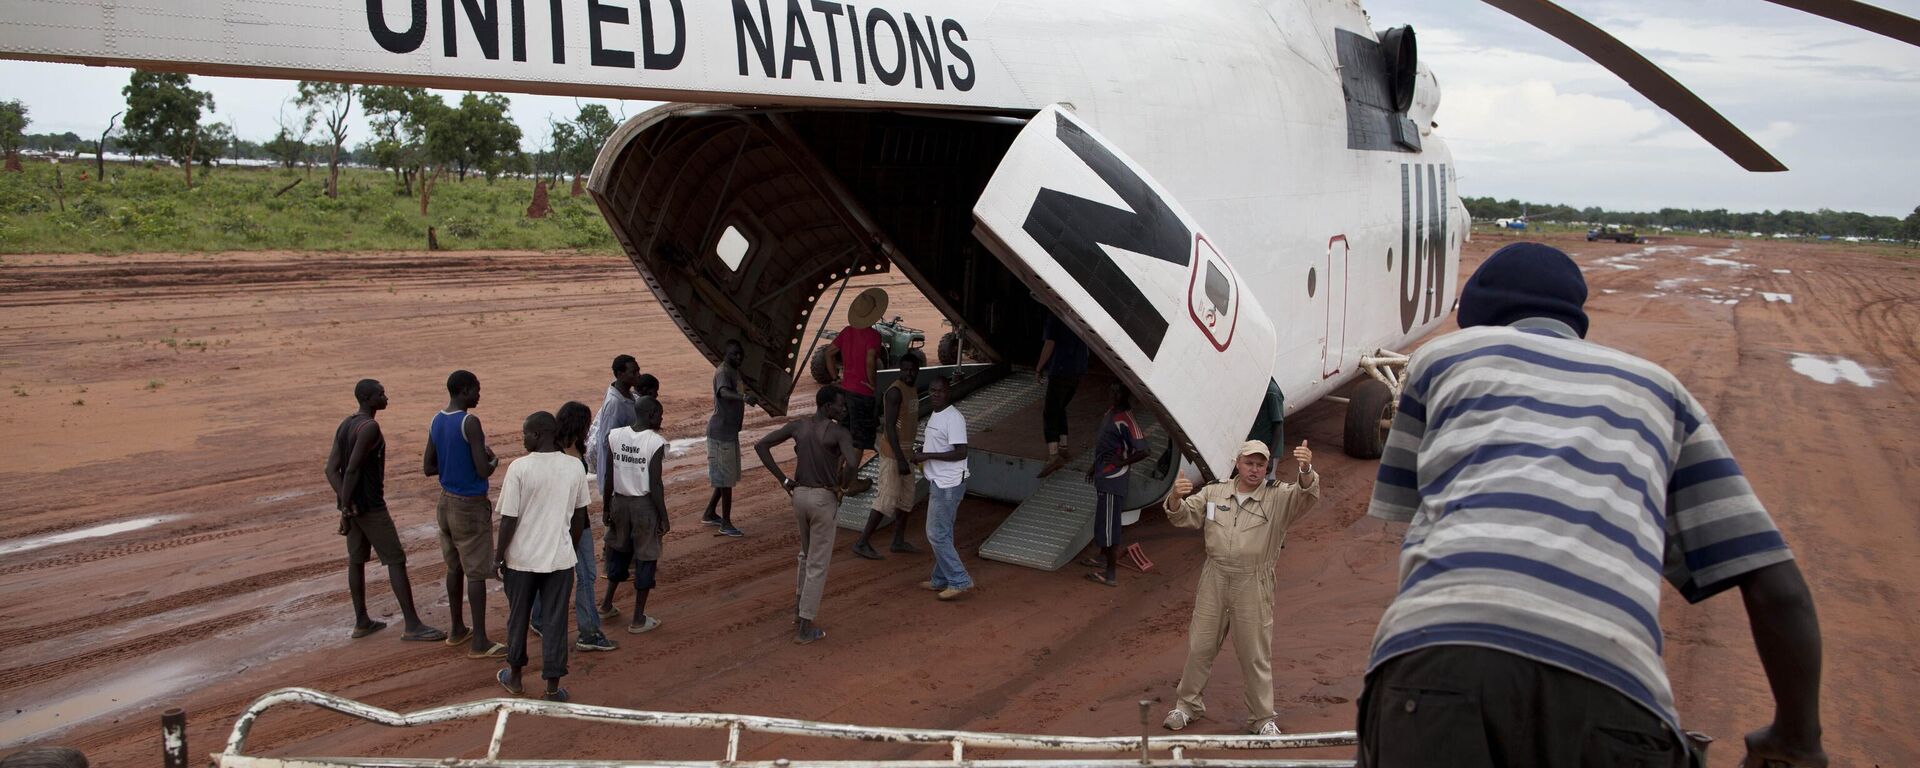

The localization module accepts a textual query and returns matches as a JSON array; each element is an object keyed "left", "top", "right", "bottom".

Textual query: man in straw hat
[
  {"left": 827, "top": 287, "right": 889, "bottom": 495},
  {"left": 1160, "top": 438, "right": 1319, "bottom": 736}
]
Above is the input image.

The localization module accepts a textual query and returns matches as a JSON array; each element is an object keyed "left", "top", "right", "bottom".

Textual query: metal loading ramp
[
  {"left": 835, "top": 373, "right": 1048, "bottom": 531},
  {"left": 977, "top": 419, "right": 1169, "bottom": 571}
]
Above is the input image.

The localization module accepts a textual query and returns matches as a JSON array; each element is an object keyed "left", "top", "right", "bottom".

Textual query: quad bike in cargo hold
[{"left": 808, "top": 316, "right": 929, "bottom": 384}]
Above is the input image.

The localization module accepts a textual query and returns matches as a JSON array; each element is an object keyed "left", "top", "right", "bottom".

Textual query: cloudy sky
[{"left": 3, "top": 0, "right": 1916, "bottom": 216}]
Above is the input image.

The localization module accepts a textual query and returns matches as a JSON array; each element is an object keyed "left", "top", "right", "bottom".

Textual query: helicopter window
[{"left": 715, "top": 225, "right": 751, "bottom": 271}]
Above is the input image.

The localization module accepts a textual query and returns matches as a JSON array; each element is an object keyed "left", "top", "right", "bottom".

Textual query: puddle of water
[
  {"left": 1789, "top": 354, "right": 1878, "bottom": 387},
  {"left": 1761, "top": 292, "right": 1794, "bottom": 304},
  {"left": 0, "top": 516, "right": 173, "bottom": 557},
  {"left": 1771, "top": 268, "right": 1793, "bottom": 274},
  {"left": 1696, "top": 256, "right": 1751, "bottom": 268},
  {"left": 668, "top": 437, "right": 704, "bottom": 459},
  {"left": 0, "top": 662, "right": 197, "bottom": 746},
  {"left": 1655, "top": 277, "right": 1698, "bottom": 291},
  {"left": 1600, "top": 289, "right": 1619, "bottom": 295}
]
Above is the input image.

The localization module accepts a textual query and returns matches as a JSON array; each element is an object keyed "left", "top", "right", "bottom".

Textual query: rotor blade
[
  {"left": 1479, "top": 0, "right": 1789, "bottom": 172},
  {"left": 1763, "top": 0, "right": 1920, "bottom": 48}
]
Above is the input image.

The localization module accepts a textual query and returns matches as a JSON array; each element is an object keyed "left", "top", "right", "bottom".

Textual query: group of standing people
[
  {"left": 322, "top": 243, "right": 1826, "bottom": 766},
  {"left": 325, "top": 359, "right": 677, "bottom": 700},
  {"left": 758, "top": 287, "right": 980, "bottom": 645}
]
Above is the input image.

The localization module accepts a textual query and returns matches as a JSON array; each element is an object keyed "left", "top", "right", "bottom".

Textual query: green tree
[
  {"left": 552, "top": 103, "right": 616, "bottom": 190},
  {"left": 1904, "top": 206, "right": 1920, "bottom": 242},
  {"left": 360, "top": 85, "right": 442, "bottom": 196},
  {"left": 0, "top": 100, "right": 28, "bottom": 161},
  {"left": 121, "top": 71, "right": 215, "bottom": 186},
  {"left": 435, "top": 92, "right": 520, "bottom": 182},
  {"left": 296, "top": 81, "right": 355, "bottom": 198},
  {"left": 193, "top": 122, "right": 234, "bottom": 167},
  {"left": 264, "top": 126, "right": 307, "bottom": 168}
]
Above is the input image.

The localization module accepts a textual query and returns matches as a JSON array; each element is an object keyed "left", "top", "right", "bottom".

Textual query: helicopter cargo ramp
[{"left": 976, "top": 419, "right": 1168, "bottom": 572}]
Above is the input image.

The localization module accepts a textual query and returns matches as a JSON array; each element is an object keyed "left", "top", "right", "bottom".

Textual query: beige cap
[
  {"left": 848, "top": 287, "right": 889, "bottom": 328},
  {"left": 1237, "top": 440, "right": 1271, "bottom": 459}
]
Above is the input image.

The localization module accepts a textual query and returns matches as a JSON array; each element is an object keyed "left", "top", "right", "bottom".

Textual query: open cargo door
[{"left": 972, "top": 106, "right": 1277, "bottom": 480}]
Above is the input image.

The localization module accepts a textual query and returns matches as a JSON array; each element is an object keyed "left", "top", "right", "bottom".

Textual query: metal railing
[{"left": 218, "top": 688, "right": 1357, "bottom": 768}]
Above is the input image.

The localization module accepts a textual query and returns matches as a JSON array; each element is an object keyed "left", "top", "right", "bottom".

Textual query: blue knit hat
[{"left": 1457, "top": 242, "right": 1589, "bottom": 337}]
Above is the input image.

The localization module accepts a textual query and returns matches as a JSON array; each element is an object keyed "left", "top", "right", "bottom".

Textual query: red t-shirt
[{"left": 832, "top": 326, "right": 883, "bottom": 396}]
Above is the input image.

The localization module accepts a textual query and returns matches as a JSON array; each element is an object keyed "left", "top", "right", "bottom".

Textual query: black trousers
[
  {"left": 504, "top": 567, "right": 573, "bottom": 679},
  {"left": 1357, "top": 645, "right": 1689, "bottom": 768},
  {"left": 1042, "top": 374, "right": 1081, "bottom": 443}
]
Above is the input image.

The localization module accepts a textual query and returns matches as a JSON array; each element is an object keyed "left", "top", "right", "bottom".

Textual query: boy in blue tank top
[{"left": 424, "top": 369, "right": 504, "bottom": 657}]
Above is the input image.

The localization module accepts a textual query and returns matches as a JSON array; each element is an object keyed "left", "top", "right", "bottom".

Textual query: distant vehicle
[{"left": 1587, "top": 225, "right": 1642, "bottom": 244}]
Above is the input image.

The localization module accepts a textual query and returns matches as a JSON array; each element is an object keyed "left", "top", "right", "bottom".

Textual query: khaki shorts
[
  {"left": 706, "top": 438, "right": 741, "bottom": 488},
  {"left": 436, "top": 492, "right": 495, "bottom": 580},
  {"left": 606, "top": 494, "right": 665, "bottom": 562},
  {"left": 871, "top": 455, "right": 917, "bottom": 517}
]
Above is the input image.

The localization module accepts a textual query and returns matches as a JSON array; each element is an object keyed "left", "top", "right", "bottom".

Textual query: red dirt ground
[{"left": 0, "top": 234, "right": 1914, "bottom": 766}]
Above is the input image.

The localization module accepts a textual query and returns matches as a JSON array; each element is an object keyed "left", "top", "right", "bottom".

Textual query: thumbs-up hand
[
  {"left": 1292, "top": 440, "right": 1313, "bottom": 471},
  {"left": 1172, "top": 476, "right": 1194, "bottom": 499}
]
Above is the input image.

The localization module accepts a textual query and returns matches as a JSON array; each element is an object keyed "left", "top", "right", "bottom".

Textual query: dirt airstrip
[{"left": 0, "top": 234, "right": 1915, "bottom": 766}]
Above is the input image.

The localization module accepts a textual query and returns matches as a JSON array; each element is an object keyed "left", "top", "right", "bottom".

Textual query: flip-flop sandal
[
  {"left": 350, "top": 620, "right": 388, "bottom": 639},
  {"left": 543, "top": 688, "right": 571, "bottom": 702},
  {"left": 467, "top": 641, "right": 508, "bottom": 659},
  {"left": 626, "top": 616, "right": 661, "bottom": 634},
  {"left": 793, "top": 626, "right": 826, "bottom": 645},
  {"left": 1085, "top": 573, "right": 1119, "bottom": 588},
  {"left": 1078, "top": 557, "right": 1106, "bottom": 569},
  {"left": 496, "top": 668, "right": 523, "bottom": 696},
  {"left": 402, "top": 626, "right": 449, "bottom": 642},
  {"left": 444, "top": 628, "right": 473, "bottom": 648}
]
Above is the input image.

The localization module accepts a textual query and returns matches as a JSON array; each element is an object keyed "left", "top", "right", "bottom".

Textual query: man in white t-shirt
[
  {"left": 601, "top": 397, "right": 670, "bottom": 634},
  {"left": 912, "top": 377, "right": 973, "bottom": 600},
  {"left": 493, "top": 411, "right": 592, "bottom": 702}
]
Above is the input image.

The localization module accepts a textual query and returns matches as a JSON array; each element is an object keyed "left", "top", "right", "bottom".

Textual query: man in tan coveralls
[{"left": 1161, "top": 439, "right": 1318, "bottom": 736}]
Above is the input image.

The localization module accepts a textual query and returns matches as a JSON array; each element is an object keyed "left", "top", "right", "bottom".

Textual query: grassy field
[{"left": 0, "top": 160, "right": 618, "bottom": 254}]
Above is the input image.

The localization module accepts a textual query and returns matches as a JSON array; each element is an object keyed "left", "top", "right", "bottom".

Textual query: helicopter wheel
[{"left": 1343, "top": 378, "right": 1395, "bottom": 460}]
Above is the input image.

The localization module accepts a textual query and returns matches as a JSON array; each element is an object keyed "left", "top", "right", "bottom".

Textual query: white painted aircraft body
[{"left": 0, "top": 0, "right": 1537, "bottom": 477}]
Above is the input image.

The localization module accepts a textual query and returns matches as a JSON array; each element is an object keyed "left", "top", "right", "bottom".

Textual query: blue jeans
[
  {"left": 532, "top": 527, "right": 601, "bottom": 638},
  {"left": 925, "top": 482, "right": 973, "bottom": 590}
]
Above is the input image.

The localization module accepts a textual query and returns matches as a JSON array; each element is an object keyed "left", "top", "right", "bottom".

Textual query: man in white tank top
[{"left": 601, "top": 398, "right": 670, "bottom": 634}]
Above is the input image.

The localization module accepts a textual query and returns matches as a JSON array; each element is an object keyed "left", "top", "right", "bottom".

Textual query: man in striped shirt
[{"left": 1359, "top": 243, "right": 1825, "bottom": 768}]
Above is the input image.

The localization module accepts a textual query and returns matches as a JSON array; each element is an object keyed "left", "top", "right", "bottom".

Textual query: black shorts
[
  {"left": 1043, "top": 374, "right": 1081, "bottom": 443},
  {"left": 345, "top": 504, "right": 406, "bottom": 566},
  {"left": 1093, "top": 490, "right": 1124, "bottom": 548},
  {"left": 1357, "top": 645, "right": 1690, "bottom": 768},
  {"left": 843, "top": 390, "right": 878, "bottom": 450}
]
